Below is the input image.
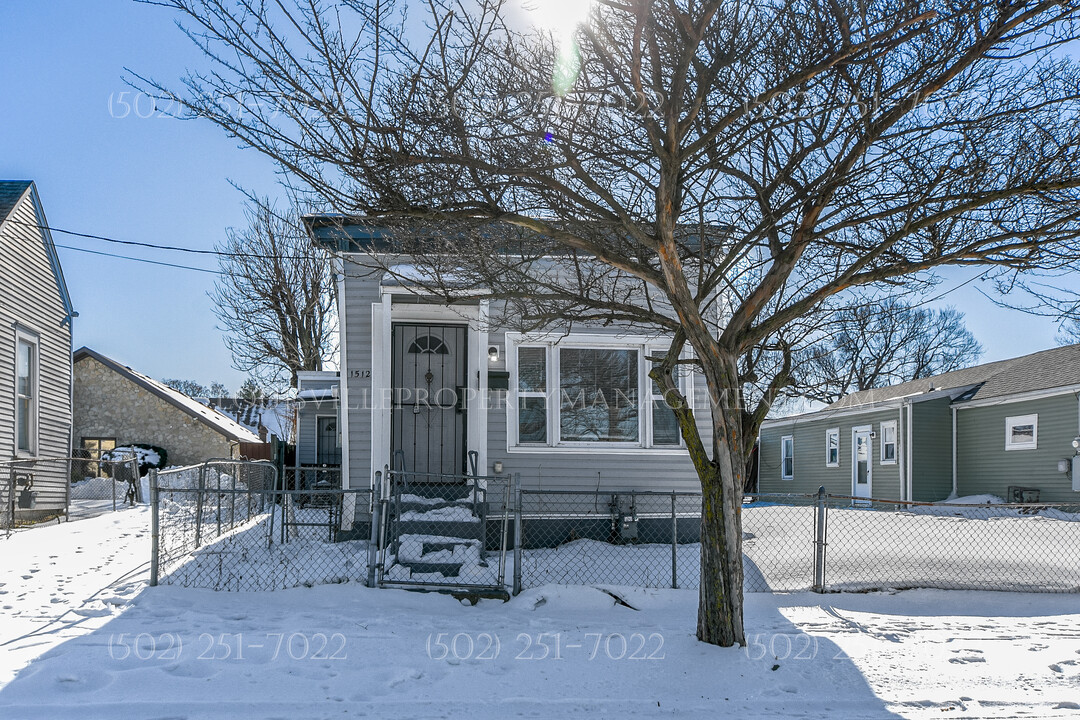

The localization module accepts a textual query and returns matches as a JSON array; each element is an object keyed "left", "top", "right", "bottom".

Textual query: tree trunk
[{"left": 696, "top": 426, "right": 746, "bottom": 647}]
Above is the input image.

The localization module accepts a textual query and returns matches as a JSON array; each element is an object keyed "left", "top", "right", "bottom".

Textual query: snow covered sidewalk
[
  {"left": 0, "top": 507, "right": 151, "bottom": 687},
  {"left": 1, "top": 506, "right": 1079, "bottom": 719}
]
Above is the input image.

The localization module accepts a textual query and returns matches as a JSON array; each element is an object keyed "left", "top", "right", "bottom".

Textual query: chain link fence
[
  {"left": 513, "top": 489, "right": 702, "bottom": 591},
  {"left": 818, "top": 494, "right": 1080, "bottom": 592},
  {"left": 148, "top": 469, "right": 1080, "bottom": 596},
  {"left": 68, "top": 452, "right": 143, "bottom": 519},
  {"left": 1, "top": 454, "right": 142, "bottom": 532},
  {"left": 511, "top": 489, "right": 1080, "bottom": 594},
  {"left": 151, "top": 462, "right": 374, "bottom": 591}
]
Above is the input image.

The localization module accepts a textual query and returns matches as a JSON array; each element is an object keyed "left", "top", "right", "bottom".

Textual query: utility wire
[
  {"left": 6, "top": 218, "right": 323, "bottom": 261},
  {"left": 53, "top": 243, "right": 220, "bottom": 275}
]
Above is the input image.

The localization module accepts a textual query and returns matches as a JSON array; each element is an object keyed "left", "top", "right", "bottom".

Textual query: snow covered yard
[{"left": 1, "top": 506, "right": 1080, "bottom": 718}]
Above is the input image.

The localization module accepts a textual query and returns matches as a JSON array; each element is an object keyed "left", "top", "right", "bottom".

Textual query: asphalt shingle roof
[{"left": 828, "top": 343, "right": 1080, "bottom": 409}]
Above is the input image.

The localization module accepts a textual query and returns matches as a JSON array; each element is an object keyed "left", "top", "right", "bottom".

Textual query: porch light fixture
[
  {"left": 488, "top": 345, "right": 500, "bottom": 363},
  {"left": 1073, "top": 436, "right": 1080, "bottom": 451}
]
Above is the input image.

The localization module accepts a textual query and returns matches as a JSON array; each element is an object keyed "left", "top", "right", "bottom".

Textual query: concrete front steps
[{"left": 388, "top": 490, "right": 490, "bottom": 581}]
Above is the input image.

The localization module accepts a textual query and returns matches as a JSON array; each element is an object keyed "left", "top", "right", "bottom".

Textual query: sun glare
[{"left": 525, "top": 0, "right": 594, "bottom": 41}]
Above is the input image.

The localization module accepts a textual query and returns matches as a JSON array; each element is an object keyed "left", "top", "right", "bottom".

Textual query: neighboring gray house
[
  {"left": 304, "top": 219, "right": 710, "bottom": 503},
  {"left": 1, "top": 181, "right": 77, "bottom": 517},
  {"left": 295, "top": 370, "right": 340, "bottom": 467},
  {"left": 759, "top": 344, "right": 1080, "bottom": 503},
  {"left": 73, "top": 347, "right": 261, "bottom": 467}
]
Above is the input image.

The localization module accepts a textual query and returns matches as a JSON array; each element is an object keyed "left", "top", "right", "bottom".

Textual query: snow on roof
[
  {"left": 296, "top": 388, "right": 338, "bottom": 401},
  {"left": 202, "top": 397, "right": 295, "bottom": 441},
  {"left": 73, "top": 348, "right": 262, "bottom": 444}
]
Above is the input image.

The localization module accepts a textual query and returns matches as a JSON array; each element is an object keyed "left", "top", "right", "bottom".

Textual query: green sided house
[{"left": 759, "top": 344, "right": 1080, "bottom": 503}]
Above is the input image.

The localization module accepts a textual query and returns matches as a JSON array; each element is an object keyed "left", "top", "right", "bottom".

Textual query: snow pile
[
  {"left": 941, "top": 494, "right": 1006, "bottom": 505},
  {"left": 69, "top": 477, "right": 119, "bottom": 500},
  {"left": 399, "top": 506, "right": 479, "bottom": 522}
]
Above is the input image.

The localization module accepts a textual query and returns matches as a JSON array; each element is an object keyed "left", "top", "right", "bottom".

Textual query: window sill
[
  {"left": 507, "top": 445, "right": 688, "bottom": 455},
  {"left": 825, "top": 463, "right": 839, "bottom": 469}
]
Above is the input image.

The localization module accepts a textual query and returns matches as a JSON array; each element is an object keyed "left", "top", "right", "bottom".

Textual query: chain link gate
[{"left": 372, "top": 467, "right": 513, "bottom": 598}]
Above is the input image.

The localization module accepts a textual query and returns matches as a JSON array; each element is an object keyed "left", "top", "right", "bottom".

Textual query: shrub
[{"left": 103, "top": 444, "right": 168, "bottom": 477}]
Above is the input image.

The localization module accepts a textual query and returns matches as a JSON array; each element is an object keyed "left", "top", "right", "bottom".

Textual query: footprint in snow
[
  {"left": 948, "top": 655, "right": 986, "bottom": 664},
  {"left": 72, "top": 607, "right": 111, "bottom": 618}
]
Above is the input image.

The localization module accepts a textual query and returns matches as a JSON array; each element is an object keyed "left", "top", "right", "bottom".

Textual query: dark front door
[{"left": 391, "top": 323, "right": 468, "bottom": 479}]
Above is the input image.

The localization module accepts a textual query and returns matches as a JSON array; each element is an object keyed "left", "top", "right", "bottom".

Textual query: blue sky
[{"left": 0, "top": 0, "right": 1068, "bottom": 393}]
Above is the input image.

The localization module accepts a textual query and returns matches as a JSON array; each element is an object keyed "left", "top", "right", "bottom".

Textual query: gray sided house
[
  {"left": 305, "top": 219, "right": 711, "bottom": 513},
  {"left": 73, "top": 347, "right": 261, "bottom": 467},
  {"left": 1, "top": 181, "right": 77, "bottom": 516},
  {"left": 295, "top": 370, "right": 341, "bottom": 467},
  {"left": 759, "top": 344, "right": 1080, "bottom": 503}
]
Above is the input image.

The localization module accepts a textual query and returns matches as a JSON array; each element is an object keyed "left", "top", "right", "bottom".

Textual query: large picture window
[
  {"left": 509, "top": 336, "right": 689, "bottom": 450},
  {"left": 15, "top": 333, "right": 38, "bottom": 455},
  {"left": 559, "top": 347, "right": 639, "bottom": 442}
]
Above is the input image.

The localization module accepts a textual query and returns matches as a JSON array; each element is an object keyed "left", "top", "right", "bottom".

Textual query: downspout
[
  {"left": 897, "top": 403, "right": 906, "bottom": 502},
  {"left": 951, "top": 405, "right": 958, "bottom": 498},
  {"left": 905, "top": 401, "right": 913, "bottom": 503}
]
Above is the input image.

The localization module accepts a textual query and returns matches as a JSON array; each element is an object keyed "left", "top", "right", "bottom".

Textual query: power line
[
  {"left": 52, "top": 243, "right": 219, "bottom": 275},
  {"left": 6, "top": 218, "right": 322, "bottom": 261}
]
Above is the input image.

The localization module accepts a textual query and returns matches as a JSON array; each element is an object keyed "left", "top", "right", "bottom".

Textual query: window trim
[
  {"left": 880, "top": 420, "right": 898, "bottom": 465},
  {"left": 781, "top": 435, "right": 794, "bottom": 480},
  {"left": 1004, "top": 413, "right": 1038, "bottom": 451},
  {"left": 825, "top": 427, "right": 840, "bottom": 468},
  {"left": 505, "top": 333, "right": 692, "bottom": 454},
  {"left": 14, "top": 327, "right": 40, "bottom": 457}
]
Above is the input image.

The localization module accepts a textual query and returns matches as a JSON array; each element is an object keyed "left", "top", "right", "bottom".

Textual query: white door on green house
[{"left": 852, "top": 426, "right": 873, "bottom": 501}]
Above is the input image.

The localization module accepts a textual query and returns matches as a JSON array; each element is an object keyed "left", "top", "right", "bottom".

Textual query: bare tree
[
  {"left": 212, "top": 199, "right": 337, "bottom": 392},
  {"left": 137, "top": 0, "right": 1080, "bottom": 646},
  {"left": 788, "top": 299, "right": 982, "bottom": 405},
  {"left": 162, "top": 378, "right": 228, "bottom": 397}
]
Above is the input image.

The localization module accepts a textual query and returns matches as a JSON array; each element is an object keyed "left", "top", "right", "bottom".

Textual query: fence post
[
  {"left": 813, "top": 485, "right": 827, "bottom": 593},
  {"left": 194, "top": 463, "right": 205, "bottom": 550},
  {"left": 671, "top": 491, "right": 678, "bottom": 589},
  {"left": 377, "top": 466, "right": 390, "bottom": 586},
  {"left": 367, "top": 471, "right": 382, "bottom": 588},
  {"left": 111, "top": 455, "right": 117, "bottom": 512},
  {"left": 513, "top": 474, "right": 522, "bottom": 596},
  {"left": 149, "top": 469, "right": 159, "bottom": 587}
]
